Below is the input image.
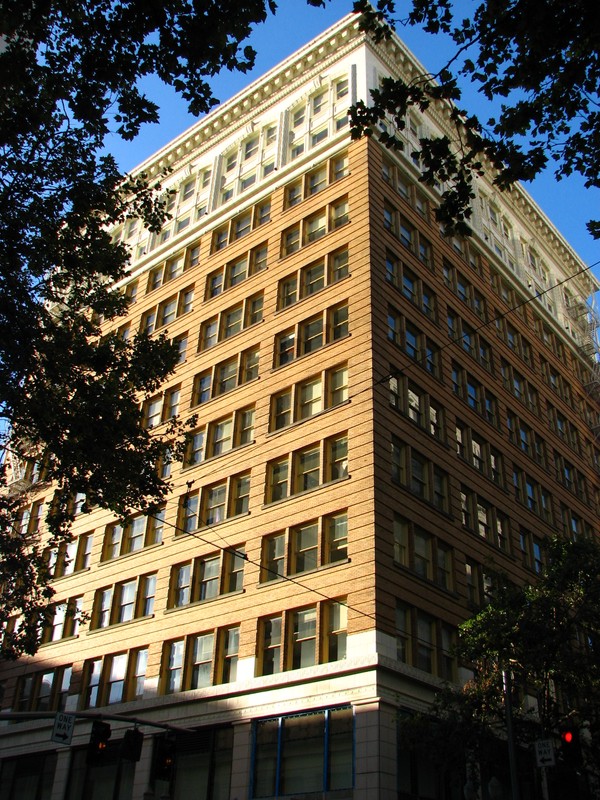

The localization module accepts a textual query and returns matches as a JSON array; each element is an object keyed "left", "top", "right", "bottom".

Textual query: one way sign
[
  {"left": 534, "top": 739, "right": 555, "bottom": 767},
  {"left": 51, "top": 712, "right": 75, "bottom": 745}
]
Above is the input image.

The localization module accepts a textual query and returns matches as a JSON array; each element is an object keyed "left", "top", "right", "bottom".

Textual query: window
[
  {"left": 260, "top": 511, "right": 348, "bottom": 582},
  {"left": 42, "top": 597, "right": 82, "bottom": 643},
  {"left": 212, "top": 194, "right": 272, "bottom": 246},
  {"left": 102, "top": 508, "right": 164, "bottom": 560},
  {"left": 506, "top": 410, "right": 546, "bottom": 466},
  {"left": 177, "top": 473, "right": 250, "bottom": 532},
  {"left": 281, "top": 197, "right": 349, "bottom": 256},
  {"left": 161, "top": 625, "right": 241, "bottom": 693},
  {"left": 49, "top": 532, "right": 93, "bottom": 578},
  {"left": 270, "top": 364, "right": 348, "bottom": 430},
  {"left": 393, "top": 515, "right": 453, "bottom": 590},
  {"left": 455, "top": 422, "right": 503, "bottom": 485},
  {"left": 381, "top": 156, "right": 433, "bottom": 220},
  {"left": 15, "top": 666, "right": 72, "bottom": 712},
  {"left": 266, "top": 435, "right": 348, "bottom": 503},
  {"left": 513, "top": 468, "right": 554, "bottom": 522},
  {"left": 387, "top": 308, "right": 440, "bottom": 377},
  {"left": 547, "top": 403, "right": 581, "bottom": 451},
  {"left": 168, "top": 548, "right": 244, "bottom": 608},
  {"left": 560, "top": 505, "right": 593, "bottom": 540},
  {"left": 163, "top": 385, "right": 180, "bottom": 420},
  {"left": 144, "top": 246, "right": 198, "bottom": 294},
  {"left": 81, "top": 648, "right": 149, "bottom": 707},
  {"left": 277, "top": 247, "right": 349, "bottom": 309},
  {"left": 385, "top": 251, "right": 436, "bottom": 319},
  {"left": 253, "top": 706, "right": 352, "bottom": 798},
  {"left": 142, "top": 385, "right": 181, "bottom": 427},
  {"left": 257, "top": 600, "right": 347, "bottom": 677},
  {"left": 447, "top": 309, "right": 493, "bottom": 371},
  {"left": 388, "top": 375, "right": 444, "bottom": 439},
  {"left": 395, "top": 602, "right": 456, "bottom": 680},
  {"left": 184, "top": 407, "right": 254, "bottom": 465},
  {"left": 554, "top": 451, "right": 587, "bottom": 500},
  {"left": 383, "top": 200, "right": 432, "bottom": 266},
  {"left": 274, "top": 302, "right": 349, "bottom": 366},
  {"left": 442, "top": 260, "right": 487, "bottom": 319},
  {"left": 519, "top": 529, "right": 545, "bottom": 574},
  {"left": 91, "top": 573, "right": 157, "bottom": 629},
  {"left": 451, "top": 362, "right": 499, "bottom": 426},
  {"left": 191, "top": 347, "right": 259, "bottom": 407},
  {"left": 465, "top": 559, "right": 493, "bottom": 608},
  {"left": 534, "top": 314, "right": 565, "bottom": 357},
  {"left": 460, "top": 487, "right": 510, "bottom": 550},
  {"left": 500, "top": 360, "right": 539, "bottom": 412},
  {"left": 174, "top": 332, "right": 188, "bottom": 364},
  {"left": 540, "top": 358, "right": 573, "bottom": 404},
  {"left": 493, "top": 318, "right": 533, "bottom": 364},
  {"left": 198, "top": 292, "right": 263, "bottom": 351},
  {"left": 140, "top": 285, "right": 194, "bottom": 333},
  {"left": 391, "top": 438, "right": 449, "bottom": 512}
]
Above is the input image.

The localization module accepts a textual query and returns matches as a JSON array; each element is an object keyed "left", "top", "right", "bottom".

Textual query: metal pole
[{"left": 503, "top": 669, "right": 521, "bottom": 800}]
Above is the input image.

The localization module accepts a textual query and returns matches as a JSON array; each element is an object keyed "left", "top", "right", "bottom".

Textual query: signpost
[{"left": 51, "top": 712, "right": 75, "bottom": 746}]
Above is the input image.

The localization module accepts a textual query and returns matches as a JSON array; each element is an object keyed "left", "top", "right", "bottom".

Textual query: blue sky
[{"left": 107, "top": 0, "right": 600, "bottom": 274}]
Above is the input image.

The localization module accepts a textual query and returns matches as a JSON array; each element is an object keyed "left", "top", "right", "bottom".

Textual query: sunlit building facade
[{"left": 2, "top": 13, "right": 599, "bottom": 800}]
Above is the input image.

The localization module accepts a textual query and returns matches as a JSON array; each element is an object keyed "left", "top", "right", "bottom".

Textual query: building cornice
[{"left": 136, "top": 13, "right": 365, "bottom": 180}]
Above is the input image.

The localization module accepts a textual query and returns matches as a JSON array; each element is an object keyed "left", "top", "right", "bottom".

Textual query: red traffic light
[{"left": 561, "top": 730, "right": 574, "bottom": 744}]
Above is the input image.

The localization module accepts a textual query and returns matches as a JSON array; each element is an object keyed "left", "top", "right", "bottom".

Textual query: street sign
[
  {"left": 534, "top": 739, "right": 555, "bottom": 767},
  {"left": 52, "top": 712, "right": 75, "bottom": 745}
]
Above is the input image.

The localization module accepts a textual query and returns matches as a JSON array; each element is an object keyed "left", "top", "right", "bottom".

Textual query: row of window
[
  {"left": 381, "top": 156, "right": 430, "bottom": 220},
  {"left": 393, "top": 514, "right": 453, "bottom": 592},
  {"left": 389, "top": 374, "right": 592, "bottom": 506},
  {"left": 144, "top": 300, "right": 349, "bottom": 428},
  {"left": 386, "top": 249, "right": 436, "bottom": 319},
  {"left": 78, "top": 598, "right": 348, "bottom": 706},
  {"left": 391, "top": 431, "right": 593, "bottom": 552},
  {"left": 275, "top": 300, "right": 349, "bottom": 366}
]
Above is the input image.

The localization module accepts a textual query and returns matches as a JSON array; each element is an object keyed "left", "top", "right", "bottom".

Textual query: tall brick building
[{"left": 2, "top": 12, "right": 599, "bottom": 800}]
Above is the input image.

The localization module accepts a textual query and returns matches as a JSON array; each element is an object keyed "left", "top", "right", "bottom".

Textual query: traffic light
[
  {"left": 121, "top": 728, "right": 144, "bottom": 762},
  {"left": 559, "top": 725, "right": 582, "bottom": 766},
  {"left": 87, "top": 720, "right": 111, "bottom": 765},
  {"left": 154, "top": 733, "right": 176, "bottom": 782}
]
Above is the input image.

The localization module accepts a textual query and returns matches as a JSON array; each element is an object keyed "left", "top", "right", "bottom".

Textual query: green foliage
[
  {"left": 351, "top": 0, "right": 600, "bottom": 237},
  {"left": 0, "top": 0, "right": 324, "bottom": 659},
  {"left": 400, "top": 537, "right": 600, "bottom": 782}
]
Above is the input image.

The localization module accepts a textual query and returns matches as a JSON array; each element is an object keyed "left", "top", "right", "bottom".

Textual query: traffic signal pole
[
  {"left": 0, "top": 710, "right": 195, "bottom": 732},
  {"left": 503, "top": 669, "right": 521, "bottom": 800}
]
